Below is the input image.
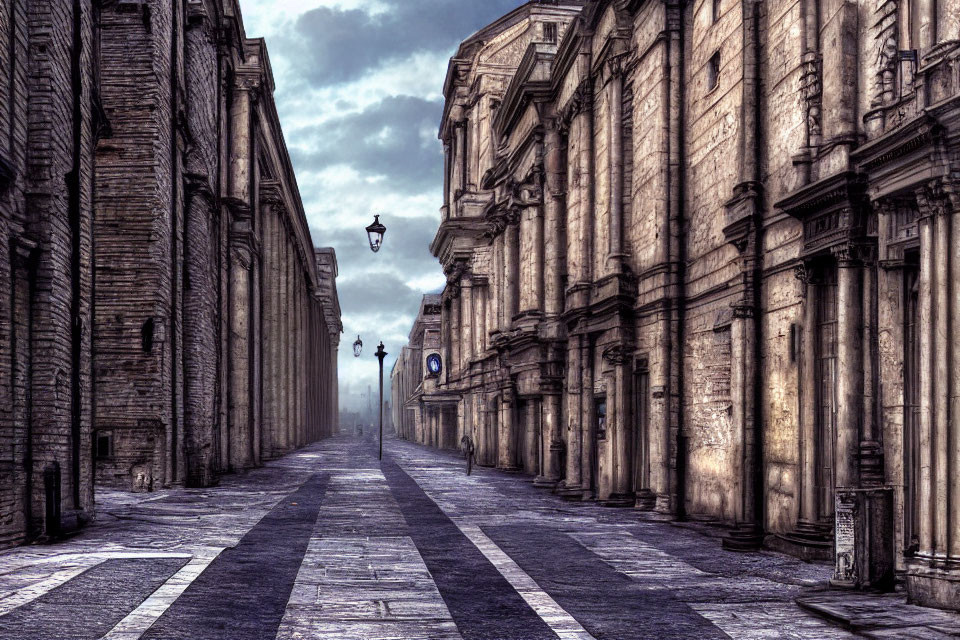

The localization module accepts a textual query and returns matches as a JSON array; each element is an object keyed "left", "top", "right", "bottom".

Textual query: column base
[
  {"left": 556, "top": 483, "right": 587, "bottom": 500},
  {"left": 601, "top": 492, "right": 636, "bottom": 508},
  {"left": 498, "top": 464, "right": 523, "bottom": 474},
  {"left": 635, "top": 489, "right": 657, "bottom": 511},
  {"left": 722, "top": 522, "right": 764, "bottom": 551},
  {"left": 533, "top": 476, "right": 560, "bottom": 489},
  {"left": 767, "top": 520, "right": 834, "bottom": 562}
]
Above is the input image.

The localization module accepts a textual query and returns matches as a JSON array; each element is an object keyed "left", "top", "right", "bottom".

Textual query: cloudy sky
[{"left": 237, "top": 0, "right": 526, "bottom": 404}]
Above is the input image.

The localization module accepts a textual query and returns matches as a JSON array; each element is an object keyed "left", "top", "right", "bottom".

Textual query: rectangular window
[
  {"left": 96, "top": 432, "right": 113, "bottom": 459},
  {"left": 707, "top": 52, "right": 721, "bottom": 91},
  {"left": 595, "top": 397, "right": 607, "bottom": 440},
  {"left": 543, "top": 22, "right": 558, "bottom": 43}
]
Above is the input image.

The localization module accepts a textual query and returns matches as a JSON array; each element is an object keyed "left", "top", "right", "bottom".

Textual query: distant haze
[{"left": 238, "top": 0, "right": 526, "bottom": 399}]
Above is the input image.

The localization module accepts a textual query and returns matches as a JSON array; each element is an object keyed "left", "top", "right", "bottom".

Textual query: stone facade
[
  {"left": 400, "top": 0, "right": 960, "bottom": 611},
  {"left": 391, "top": 295, "right": 457, "bottom": 449},
  {"left": 0, "top": 0, "right": 341, "bottom": 548}
]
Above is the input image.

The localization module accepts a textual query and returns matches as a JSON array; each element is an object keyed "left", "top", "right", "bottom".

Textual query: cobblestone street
[{"left": 0, "top": 436, "right": 947, "bottom": 639}]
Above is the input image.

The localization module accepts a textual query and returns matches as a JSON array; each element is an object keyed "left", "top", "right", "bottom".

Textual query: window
[
  {"left": 595, "top": 397, "right": 607, "bottom": 440},
  {"left": 712, "top": 0, "right": 721, "bottom": 23},
  {"left": 96, "top": 432, "right": 113, "bottom": 459},
  {"left": 707, "top": 52, "right": 721, "bottom": 91},
  {"left": 543, "top": 22, "right": 558, "bottom": 44}
]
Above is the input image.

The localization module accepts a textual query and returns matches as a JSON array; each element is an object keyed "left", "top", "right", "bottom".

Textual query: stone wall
[
  {"left": 412, "top": 0, "right": 960, "bottom": 611},
  {"left": 0, "top": 0, "right": 341, "bottom": 547}
]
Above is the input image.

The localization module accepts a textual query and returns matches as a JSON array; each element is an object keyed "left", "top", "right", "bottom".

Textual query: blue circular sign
[{"left": 426, "top": 353, "right": 442, "bottom": 375}]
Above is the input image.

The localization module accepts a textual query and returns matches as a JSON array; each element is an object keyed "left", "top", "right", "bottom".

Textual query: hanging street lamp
[
  {"left": 375, "top": 341, "right": 388, "bottom": 460},
  {"left": 353, "top": 335, "right": 363, "bottom": 358},
  {"left": 366, "top": 215, "right": 386, "bottom": 253}
]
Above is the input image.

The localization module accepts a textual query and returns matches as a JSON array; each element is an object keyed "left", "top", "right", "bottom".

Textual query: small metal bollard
[{"left": 43, "top": 462, "right": 62, "bottom": 539}]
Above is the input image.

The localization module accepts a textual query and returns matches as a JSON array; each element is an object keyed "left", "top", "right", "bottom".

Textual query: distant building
[
  {"left": 397, "top": 0, "right": 960, "bottom": 611},
  {"left": 391, "top": 295, "right": 458, "bottom": 448}
]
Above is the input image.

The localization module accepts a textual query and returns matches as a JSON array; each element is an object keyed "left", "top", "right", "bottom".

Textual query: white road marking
[
  {"left": 453, "top": 523, "right": 596, "bottom": 640},
  {"left": 0, "top": 552, "right": 195, "bottom": 618},
  {"left": 0, "top": 563, "right": 97, "bottom": 616},
  {"left": 98, "top": 553, "right": 222, "bottom": 640}
]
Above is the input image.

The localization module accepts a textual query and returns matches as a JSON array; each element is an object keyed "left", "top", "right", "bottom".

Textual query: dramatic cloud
[
  {"left": 285, "top": 0, "right": 523, "bottom": 85},
  {"left": 238, "top": 0, "right": 527, "bottom": 405},
  {"left": 289, "top": 95, "right": 444, "bottom": 194}
]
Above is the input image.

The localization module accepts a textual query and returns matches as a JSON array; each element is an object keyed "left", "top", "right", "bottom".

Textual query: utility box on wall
[{"left": 831, "top": 487, "right": 895, "bottom": 591}]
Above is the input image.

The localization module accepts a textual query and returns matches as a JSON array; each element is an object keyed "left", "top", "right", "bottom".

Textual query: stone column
[
  {"left": 544, "top": 124, "right": 565, "bottom": 317},
  {"left": 498, "top": 390, "right": 518, "bottom": 470},
  {"left": 835, "top": 249, "right": 863, "bottom": 491},
  {"left": 505, "top": 221, "right": 520, "bottom": 322},
  {"left": 228, "top": 222, "right": 253, "bottom": 470},
  {"left": 799, "top": 276, "right": 819, "bottom": 524},
  {"left": 607, "top": 58, "right": 626, "bottom": 274},
  {"left": 441, "top": 300, "right": 451, "bottom": 385},
  {"left": 561, "top": 337, "right": 583, "bottom": 496},
  {"left": 860, "top": 260, "right": 884, "bottom": 485},
  {"left": 917, "top": 212, "right": 934, "bottom": 555},
  {"left": 932, "top": 209, "right": 949, "bottom": 553},
  {"left": 951, "top": 201, "right": 960, "bottom": 561},
  {"left": 286, "top": 246, "right": 295, "bottom": 451},
  {"left": 580, "top": 338, "right": 594, "bottom": 497},
  {"left": 536, "top": 394, "right": 562, "bottom": 487},
  {"left": 492, "top": 235, "right": 503, "bottom": 329},
  {"left": 577, "top": 98, "right": 594, "bottom": 285},
  {"left": 450, "top": 288, "right": 461, "bottom": 378},
  {"left": 461, "top": 277, "right": 474, "bottom": 369},
  {"left": 918, "top": 0, "right": 935, "bottom": 51},
  {"left": 604, "top": 352, "right": 634, "bottom": 506},
  {"left": 229, "top": 83, "right": 254, "bottom": 202},
  {"left": 520, "top": 205, "right": 544, "bottom": 312}
]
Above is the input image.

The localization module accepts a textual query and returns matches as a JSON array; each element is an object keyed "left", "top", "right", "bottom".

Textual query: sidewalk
[{"left": 798, "top": 591, "right": 960, "bottom": 638}]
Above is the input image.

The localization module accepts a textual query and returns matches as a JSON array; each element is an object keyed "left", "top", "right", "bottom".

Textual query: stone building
[
  {"left": 391, "top": 295, "right": 457, "bottom": 447},
  {"left": 399, "top": 0, "right": 960, "bottom": 610},
  {"left": 0, "top": 0, "right": 341, "bottom": 547}
]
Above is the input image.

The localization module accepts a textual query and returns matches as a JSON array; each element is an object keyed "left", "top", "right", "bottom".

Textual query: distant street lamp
[
  {"left": 366, "top": 215, "right": 386, "bottom": 253},
  {"left": 376, "top": 341, "right": 388, "bottom": 460},
  {"left": 353, "top": 335, "right": 363, "bottom": 358}
]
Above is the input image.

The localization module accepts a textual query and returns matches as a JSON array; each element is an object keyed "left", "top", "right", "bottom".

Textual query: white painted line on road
[
  {"left": 0, "top": 552, "right": 195, "bottom": 619},
  {"left": 0, "top": 563, "right": 97, "bottom": 617},
  {"left": 454, "top": 523, "right": 596, "bottom": 640},
  {"left": 98, "top": 553, "right": 222, "bottom": 640}
]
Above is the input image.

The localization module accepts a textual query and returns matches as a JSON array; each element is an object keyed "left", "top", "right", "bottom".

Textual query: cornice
[{"left": 852, "top": 113, "right": 941, "bottom": 172}]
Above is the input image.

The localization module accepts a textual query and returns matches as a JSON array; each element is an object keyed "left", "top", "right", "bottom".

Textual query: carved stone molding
[
  {"left": 871, "top": 0, "right": 899, "bottom": 109},
  {"left": 800, "top": 51, "right": 823, "bottom": 139},
  {"left": 560, "top": 79, "right": 593, "bottom": 129},
  {"left": 775, "top": 171, "right": 873, "bottom": 259},
  {"left": 602, "top": 344, "right": 631, "bottom": 366}
]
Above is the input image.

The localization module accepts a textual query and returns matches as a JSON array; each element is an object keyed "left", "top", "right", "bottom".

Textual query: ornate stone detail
[
  {"left": 602, "top": 344, "right": 631, "bottom": 366},
  {"left": 800, "top": 52, "right": 822, "bottom": 140},
  {"left": 916, "top": 179, "right": 954, "bottom": 219},
  {"left": 560, "top": 79, "right": 593, "bottom": 129},
  {"left": 872, "top": 0, "right": 899, "bottom": 108}
]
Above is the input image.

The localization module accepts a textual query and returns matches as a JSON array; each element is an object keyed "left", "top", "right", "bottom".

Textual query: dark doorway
[
  {"left": 815, "top": 265, "right": 839, "bottom": 522},
  {"left": 903, "top": 260, "right": 921, "bottom": 547},
  {"left": 633, "top": 368, "right": 650, "bottom": 496}
]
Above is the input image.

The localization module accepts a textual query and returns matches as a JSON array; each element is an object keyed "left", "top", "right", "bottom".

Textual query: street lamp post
[
  {"left": 353, "top": 335, "right": 363, "bottom": 357},
  {"left": 375, "top": 342, "right": 388, "bottom": 460}
]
